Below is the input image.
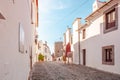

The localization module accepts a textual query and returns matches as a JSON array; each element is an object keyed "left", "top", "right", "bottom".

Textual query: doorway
[{"left": 83, "top": 49, "right": 86, "bottom": 65}]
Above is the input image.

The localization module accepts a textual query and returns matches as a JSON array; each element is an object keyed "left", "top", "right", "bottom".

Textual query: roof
[
  {"left": 76, "top": 23, "right": 88, "bottom": 31},
  {"left": 85, "top": 0, "right": 113, "bottom": 21},
  {"left": 76, "top": 0, "right": 118, "bottom": 31},
  {"left": 72, "top": 18, "right": 81, "bottom": 25}
]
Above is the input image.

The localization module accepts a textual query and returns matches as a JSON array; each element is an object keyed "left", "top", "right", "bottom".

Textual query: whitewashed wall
[
  {"left": 0, "top": 0, "right": 33, "bottom": 80},
  {"left": 72, "top": 19, "right": 81, "bottom": 64},
  {"left": 65, "top": 28, "right": 71, "bottom": 44},
  {"left": 80, "top": 1, "right": 120, "bottom": 74}
]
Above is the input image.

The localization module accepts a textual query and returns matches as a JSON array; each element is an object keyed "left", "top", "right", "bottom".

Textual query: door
[
  {"left": 30, "top": 46, "right": 32, "bottom": 70},
  {"left": 83, "top": 49, "right": 86, "bottom": 65}
]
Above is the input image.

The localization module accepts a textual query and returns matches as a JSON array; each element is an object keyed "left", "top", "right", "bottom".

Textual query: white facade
[
  {"left": 66, "top": 28, "right": 71, "bottom": 44},
  {"left": 32, "top": 28, "right": 39, "bottom": 63},
  {"left": 43, "top": 43, "right": 52, "bottom": 61},
  {"left": 38, "top": 41, "right": 52, "bottom": 61},
  {"left": 31, "top": 0, "right": 39, "bottom": 65},
  {"left": 73, "top": 0, "right": 120, "bottom": 74},
  {"left": 63, "top": 28, "right": 73, "bottom": 63},
  {"left": 0, "top": 0, "right": 38, "bottom": 80},
  {"left": 63, "top": 28, "right": 71, "bottom": 56},
  {"left": 72, "top": 18, "right": 81, "bottom": 64}
]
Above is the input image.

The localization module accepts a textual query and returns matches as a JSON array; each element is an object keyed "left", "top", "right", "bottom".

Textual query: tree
[{"left": 38, "top": 53, "right": 44, "bottom": 61}]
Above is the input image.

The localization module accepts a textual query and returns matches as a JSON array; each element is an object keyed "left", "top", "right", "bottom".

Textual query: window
[
  {"left": 106, "top": 9, "right": 115, "bottom": 29},
  {"left": 82, "top": 29, "right": 86, "bottom": 39},
  {"left": 102, "top": 45, "right": 114, "bottom": 65},
  {"left": 104, "top": 4, "right": 118, "bottom": 33},
  {"left": 0, "top": 13, "right": 5, "bottom": 20}
]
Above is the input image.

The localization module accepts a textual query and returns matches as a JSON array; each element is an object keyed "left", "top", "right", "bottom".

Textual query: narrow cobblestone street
[{"left": 30, "top": 62, "right": 120, "bottom": 80}]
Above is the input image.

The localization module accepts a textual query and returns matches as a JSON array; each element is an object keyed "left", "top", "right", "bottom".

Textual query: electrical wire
[{"left": 54, "top": 0, "right": 90, "bottom": 25}]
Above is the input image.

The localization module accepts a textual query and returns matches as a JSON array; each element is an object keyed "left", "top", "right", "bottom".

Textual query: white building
[
  {"left": 72, "top": 18, "right": 81, "bottom": 64},
  {"left": 31, "top": 0, "right": 39, "bottom": 65},
  {"left": 73, "top": 0, "right": 120, "bottom": 74},
  {"left": 63, "top": 27, "right": 73, "bottom": 63},
  {"left": 0, "top": 0, "right": 38, "bottom": 80},
  {"left": 38, "top": 41, "right": 52, "bottom": 61}
]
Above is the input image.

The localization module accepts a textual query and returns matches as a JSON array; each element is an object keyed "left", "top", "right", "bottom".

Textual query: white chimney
[{"left": 92, "top": 0, "right": 106, "bottom": 12}]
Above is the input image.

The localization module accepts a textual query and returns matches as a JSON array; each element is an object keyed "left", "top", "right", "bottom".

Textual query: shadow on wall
[
  {"left": 73, "top": 22, "right": 104, "bottom": 64},
  {"left": 73, "top": 41, "right": 80, "bottom": 64}
]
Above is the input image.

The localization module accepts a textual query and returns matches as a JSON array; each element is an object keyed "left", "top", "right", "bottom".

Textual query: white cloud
[
  {"left": 53, "top": 1, "right": 67, "bottom": 10},
  {"left": 39, "top": 0, "right": 68, "bottom": 13}
]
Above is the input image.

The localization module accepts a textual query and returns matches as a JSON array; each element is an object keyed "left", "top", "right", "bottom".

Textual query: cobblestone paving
[{"left": 30, "top": 62, "right": 120, "bottom": 80}]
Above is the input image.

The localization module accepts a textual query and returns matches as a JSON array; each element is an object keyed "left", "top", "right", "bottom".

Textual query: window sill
[
  {"left": 104, "top": 26, "right": 118, "bottom": 34},
  {"left": 102, "top": 62, "right": 114, "bottom": 65}
]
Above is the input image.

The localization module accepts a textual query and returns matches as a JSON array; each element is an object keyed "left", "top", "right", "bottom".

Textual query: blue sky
[{"left": 38, "top": 0, "right": 107, "bottom": 53}]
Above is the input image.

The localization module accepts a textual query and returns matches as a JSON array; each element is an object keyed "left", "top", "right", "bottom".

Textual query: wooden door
[{"left": 83, "top": 49, "right": 86, "bottom": 65}]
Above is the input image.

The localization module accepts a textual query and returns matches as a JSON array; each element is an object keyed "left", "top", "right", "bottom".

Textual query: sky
[{"left": 38, "top": 0, "right": 107, "bottom": 53}]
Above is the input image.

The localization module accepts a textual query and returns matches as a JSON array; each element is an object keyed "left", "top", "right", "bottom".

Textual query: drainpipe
[
  {"left": 77, "top": 18, "right": 81, "bottom": 65},
  {"left": 78, "top": 30, "right": 80, "bottom": 65}
]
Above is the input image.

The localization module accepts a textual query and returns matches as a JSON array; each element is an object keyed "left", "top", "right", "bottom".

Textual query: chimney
[{"left": 92, "top": 0, "right": 106, "bottom": 12}]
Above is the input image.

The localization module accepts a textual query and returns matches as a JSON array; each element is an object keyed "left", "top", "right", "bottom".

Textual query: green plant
[{"left": 38, "top": 53, "right": 44, "bottom": 61}]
